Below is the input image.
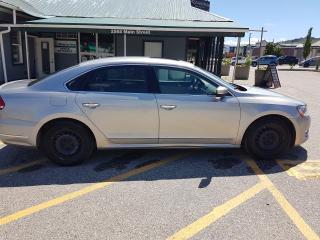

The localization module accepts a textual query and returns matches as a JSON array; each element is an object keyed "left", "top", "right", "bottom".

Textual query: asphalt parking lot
[{"left": 1, "top": 69, "right": 320, "bottom": 240}]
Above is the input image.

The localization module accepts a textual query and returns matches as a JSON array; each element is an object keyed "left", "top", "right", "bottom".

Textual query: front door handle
[
  {"left": 160, "top": 105, "right": 177, "bottom": 111},
  {"left": 82, "top": 103, "right": 100, "bottom": 109}
]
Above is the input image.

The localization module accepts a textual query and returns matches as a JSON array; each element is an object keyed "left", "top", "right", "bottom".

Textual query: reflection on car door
[
  {"left": 74, "top": 65, "right": 159, "bottom": 144},
  {"left": 153, "top": 66, "right": 241, "bottom": 144}
]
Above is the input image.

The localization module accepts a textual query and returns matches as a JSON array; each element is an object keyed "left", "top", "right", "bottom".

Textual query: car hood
[{"left": 238, "top": 86, "right": 306, "bottom": 106}]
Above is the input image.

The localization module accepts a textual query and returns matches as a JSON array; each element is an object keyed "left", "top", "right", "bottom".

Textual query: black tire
[
  {"left": 243, "top": 118, "right": 292, "bottom": 160},
  {"left": 252, "top": 62, "right": 257, "bottom": 67},
  {"left": 41, "top": 121, "right": 95, "bottom": 166}
]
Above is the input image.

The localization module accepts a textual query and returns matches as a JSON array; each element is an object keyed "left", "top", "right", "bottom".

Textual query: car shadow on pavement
[
  {"left": 0, "top": 145, "right": 308, "bottom": 188},
  {"left": 0, "top": 145, "right": 46, "bottom": 169}
]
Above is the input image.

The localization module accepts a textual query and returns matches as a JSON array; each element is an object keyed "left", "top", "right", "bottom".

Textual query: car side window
[
  {"left": 155, "top": 67, "right": 218, "bottom": 95},
  {"left": 67, "top": 65, "right": 149, "bottom": 93}
]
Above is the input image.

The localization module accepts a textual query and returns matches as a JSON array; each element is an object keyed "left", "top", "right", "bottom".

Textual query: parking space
[{"left": 1, "top": 70, "right": 320, "bottom": 240}]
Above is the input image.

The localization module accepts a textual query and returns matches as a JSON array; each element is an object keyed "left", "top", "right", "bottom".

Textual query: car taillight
[{"left": 0, "top": 96, "right": 5, "bottom": 110}]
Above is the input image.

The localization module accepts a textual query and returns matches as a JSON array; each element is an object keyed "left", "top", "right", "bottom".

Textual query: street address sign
[{"left": 110, "top": 29, "right": 151, "bottom": 35}]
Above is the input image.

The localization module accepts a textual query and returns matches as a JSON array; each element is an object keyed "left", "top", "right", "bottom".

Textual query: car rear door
[
  {"left": 153, "top": 66, "right": 241, "bottom": 144},
  {"left": 72, "top": 65, "right": 159, "bottom": 144}
]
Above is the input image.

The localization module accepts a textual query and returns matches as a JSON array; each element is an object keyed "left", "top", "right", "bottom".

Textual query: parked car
[
  {"left": 278, "top": 56, "right": 299, "bottom": 65},
  {"left": 0, "top": 57, "right": 310, "bottom": 166},
  {"left": 299, "top": 57, "right": 320, "bottom": 67},
  {"left": 252, "top": 55, "right": 279, "bottom": 67},
  {"left": 231, "top": 56, "right": 246, "bottom": 66}
]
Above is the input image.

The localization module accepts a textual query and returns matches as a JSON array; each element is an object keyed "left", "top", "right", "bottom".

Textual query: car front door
[
  {"left": 153, "top": 66, "right": 241, "bottom": 144},
  {"left": 72, "top": 65, "right": 159, "bottom": 144}
]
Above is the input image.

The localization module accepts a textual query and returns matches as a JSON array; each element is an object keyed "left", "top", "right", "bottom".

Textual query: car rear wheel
[
  {"left": 244, "top": 118, "right": 292, "bottom": 160},
  {"left": 41, "top": 121, "right": 95, "bottom": 166}
]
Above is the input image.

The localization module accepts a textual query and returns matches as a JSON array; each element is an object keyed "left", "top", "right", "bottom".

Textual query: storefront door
[{"left": 35, "top": 38, "right": 55, "bottom": 78}]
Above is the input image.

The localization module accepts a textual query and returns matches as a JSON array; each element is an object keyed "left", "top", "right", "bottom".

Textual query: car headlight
[{"left": 297, "top": 105, "right": 307, "bottom": 117}]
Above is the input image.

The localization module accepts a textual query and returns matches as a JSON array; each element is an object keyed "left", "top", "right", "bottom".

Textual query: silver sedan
[{"left": 0, "top": 57, "right": 311, "bottom": 165}]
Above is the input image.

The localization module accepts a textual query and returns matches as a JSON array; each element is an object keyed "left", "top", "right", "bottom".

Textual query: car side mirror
[{"left": 216, "top": 86, "right": 228, "bottom": 98}]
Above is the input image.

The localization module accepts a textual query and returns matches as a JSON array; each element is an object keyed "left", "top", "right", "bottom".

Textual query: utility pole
[
  {"left": 249, "top": 28, "right": 267, "bottom": 57},
  {"left": 247, "top": 33, "right": 252, "bottom": 57},
  {"left": 259, "top": 27, "right": 264, "bottom": 57}
]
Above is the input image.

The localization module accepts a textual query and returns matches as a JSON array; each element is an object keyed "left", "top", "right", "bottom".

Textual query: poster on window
[{"left": 55, "top": 40, "right": 77, "bottom": 54}]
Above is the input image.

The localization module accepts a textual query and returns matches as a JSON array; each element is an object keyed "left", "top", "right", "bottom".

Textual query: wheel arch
[
  {"left": 241, "top": 114, "right": 296, "bottom": 148},
  {"left": 36, "top": 118, "right": 97, "bottom": 148}
]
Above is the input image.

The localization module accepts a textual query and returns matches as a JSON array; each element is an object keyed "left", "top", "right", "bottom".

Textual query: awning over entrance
[{"left": 23, "top": 17, "right": 247, "bottom": 37}]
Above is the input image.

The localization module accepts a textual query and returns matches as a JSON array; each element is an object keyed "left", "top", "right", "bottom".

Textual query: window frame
[
  {"left": 10, "top": 31, "right": 24, "bottom": 65},
  {"left": 66, "top": 64, "right": 155, "bottom": 94},
  {"left": 151, "top": 65, "right": 221, "bottom": 96}
]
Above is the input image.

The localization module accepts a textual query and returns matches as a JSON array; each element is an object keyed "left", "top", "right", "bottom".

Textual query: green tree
[
  {"left": 264, "top": 43, "right": 282, "bottom": 57},
  {"left": 303, "top": 28, "right": 313, "bottom": 59}
]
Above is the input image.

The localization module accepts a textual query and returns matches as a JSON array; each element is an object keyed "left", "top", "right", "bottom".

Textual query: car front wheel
[
  {"left": 41, "top": 121, "right": 95, "bottom": 166},
  {"left": 244, "top": 118, "right": 292, "bottom": 160}
]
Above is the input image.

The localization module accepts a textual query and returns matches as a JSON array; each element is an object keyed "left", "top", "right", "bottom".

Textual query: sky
[{"left": 211, "top": 0, "right": 320, "bottom": 46}]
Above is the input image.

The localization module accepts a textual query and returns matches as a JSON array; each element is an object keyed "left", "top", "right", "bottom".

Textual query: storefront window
[
  {"left": 11, "top": 31, "right": 24, "bottom": 65},
  {"left": 80, "top": 33, "right": 115, "bottom": 62},
  {"left": 98, "top": 34, "right": 115, "bottom": 58},
  {"left": 80, "top": 33, "right": 96, "bottom": 62},
  {"left": 186, "top": 38, "right": 200, "bottom": 65},
  {"left": 144, "top": 41, "right": 163, "bottom": 58}
]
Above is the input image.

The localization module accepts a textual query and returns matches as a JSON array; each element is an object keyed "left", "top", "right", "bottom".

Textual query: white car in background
[
  {"left": 0, "top": 57, "right": 310, "bottom": 166},
  {"left": 231, "top": 57, "right": 246, "bottom": 66}
]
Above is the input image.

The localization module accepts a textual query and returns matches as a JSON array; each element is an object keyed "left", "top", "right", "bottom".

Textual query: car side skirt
[{"left": 97, "top": 143, "right": 241, "bottom": 149}]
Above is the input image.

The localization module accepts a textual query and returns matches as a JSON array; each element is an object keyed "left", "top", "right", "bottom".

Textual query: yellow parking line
[
  {"left": 277, "top": 160, "right": 320, "bottom": 180},
  {"left": 167, "top": 182, "right": 266, "bottom": 240},
  {"left": 0, "top": 160, "right": 46, "bottom": 177},
  {"left": 245, "top": 159, "right": 320, "bottom": 240},
  {"left": 0, "top": 153, "right": 186, "bottom": 225}
]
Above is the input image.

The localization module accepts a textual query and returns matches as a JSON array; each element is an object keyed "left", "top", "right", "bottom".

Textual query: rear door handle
[
  {"left": 160, "top": 105, "right": 177, "bottom": 111},
  {"left": 82, "top": 103, "right": 100, "bottom": 109}
]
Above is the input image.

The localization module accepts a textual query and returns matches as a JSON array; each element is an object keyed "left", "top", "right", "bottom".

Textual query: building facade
[
  {"left": 0, "top": 0, "right": 247, "bottom": 84},
  {"left": 310, "top": 41, "right": 320, "bottom": 58}
]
